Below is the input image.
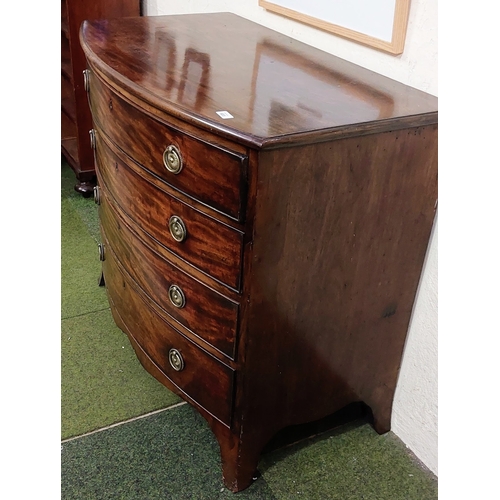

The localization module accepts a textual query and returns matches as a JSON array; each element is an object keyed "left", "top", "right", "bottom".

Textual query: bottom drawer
[{"left": 102, "top": 239, "right": 235, "bottom": 426}]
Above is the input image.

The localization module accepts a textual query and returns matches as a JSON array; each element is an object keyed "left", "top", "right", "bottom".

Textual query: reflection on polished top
[{"left": 80, "top": 12, "right": 438, "bottom": 147}]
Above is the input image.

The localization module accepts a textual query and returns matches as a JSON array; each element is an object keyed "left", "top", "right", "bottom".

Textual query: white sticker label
[{"left": 216, "top": 111, "right": 234, "bottom": 119}]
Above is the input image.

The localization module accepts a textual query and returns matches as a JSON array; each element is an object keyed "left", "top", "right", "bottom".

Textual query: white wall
[
  {"left": 145, "top": 0, "right": 438, "bottom": 475},
  {"left": 393, "top": 218, "right": 438, "bottom": 474}
]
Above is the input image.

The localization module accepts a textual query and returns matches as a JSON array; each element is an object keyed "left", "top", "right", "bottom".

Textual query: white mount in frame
[{"left": 259, "top": 0, "right": 411, "bottom": 55}]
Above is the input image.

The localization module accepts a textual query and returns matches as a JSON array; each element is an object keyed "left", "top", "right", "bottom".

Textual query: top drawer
[{"left": 89, "top": 72, "right": 248, "bottom": 221}]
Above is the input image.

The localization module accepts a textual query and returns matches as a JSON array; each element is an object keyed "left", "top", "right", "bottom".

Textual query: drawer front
[
  {"left": 100, "top": 194, "right": 240, "bottom": 359},
  {"left": 102, "top": 241, "right": 235, "bottom": 426},
  {"left": 96, "top": 132, "right": 244, "bottom": 291},
  {"left": 90, "top": 73, "right": 247, "bottom": 221}
]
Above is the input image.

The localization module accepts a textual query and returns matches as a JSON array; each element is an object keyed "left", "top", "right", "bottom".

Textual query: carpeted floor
[
  {"left": 61, "top": 160, "right": 438, "bottom": 498},
  {"left": 61, "top": 163, "right": 181, "bottom": 440}
]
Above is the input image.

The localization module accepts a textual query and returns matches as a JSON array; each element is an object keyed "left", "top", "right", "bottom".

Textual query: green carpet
[
  {"left": 61, "top": 194, "right": 109, "bottom": 320},
  {"left": 61, "top": 163, "right": 101, "bottom": 243},
  {"left": 62, "top": 405, "right": 276, "bottom": 499},
  {"left": 62, "top": 405, "right": 437, "bottom": 499},
  {"left": 61, "top": 160, "right": 437, "bottom": 497},
  {"left": 259, "top": 422, "right": 438, "bottom": 499},
  {"left": 61, "top": 309, "right": 182, "bottom": 439},
  {"left": 61, "top": 160, "right": 181, "bottom": 440}
]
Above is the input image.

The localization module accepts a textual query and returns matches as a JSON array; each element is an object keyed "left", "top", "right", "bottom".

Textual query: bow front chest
[{"left": 81, "top": 13, "right": 438, "bottom": 492}]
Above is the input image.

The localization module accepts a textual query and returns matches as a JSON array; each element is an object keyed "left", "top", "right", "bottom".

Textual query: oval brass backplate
[
  {"left": 168, "top": 348, "right": 185, "bottom": 371},
  {"left": 98, "top": 243, "right": 105, "bottom": 262},
  {"left": 168, "top": 215, "right": 187, "bottom": 242},
  {"left": 93, "top": 186, "right": 101, "bottom": 205},
  {"left": 168, "top": 285, "right": 186, "bottom": 308},
  {"left": 163, "top": 145, "right": 183, "bottom": 174}
]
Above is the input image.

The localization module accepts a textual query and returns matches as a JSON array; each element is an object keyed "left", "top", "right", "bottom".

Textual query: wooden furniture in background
[
  {"left": 81, "top": 13, "right": 438, "bottom": 492},
  {"left": 61, "top": 0, "right": 141, "bottom": 196}
]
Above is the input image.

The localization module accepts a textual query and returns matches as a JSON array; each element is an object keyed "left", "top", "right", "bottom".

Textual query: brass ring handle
[
  {"left": 89, "top": 129, "right": 96, "bottom": 150},
  {"left": 168, "top": 215, "right": 187, "bottom": 242},
  {"left": 98, "top": 243, "right": 105, "bottom": 262},
  {"left": 83, "top": 69, "right": 90, "bottom": 92},
  {"left": 168, "top": 285, "right": 186, "bottom": 308},
  {"left": 163, "top": 145, "right": 183, "bottom": 174},
  {"left": 168, "top": 348, "right": 185, "bottom": 371},
  {"left": 83, "top": 69, "right": 93, "bottom": 110},
  {"left": 93, "top": 186, "right": 101, "bottom": 205}
]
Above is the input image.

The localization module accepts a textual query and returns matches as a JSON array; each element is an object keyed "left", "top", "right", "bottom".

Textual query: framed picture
[{"left": 259, "top": 0, "right": 411, "bottom": 55}]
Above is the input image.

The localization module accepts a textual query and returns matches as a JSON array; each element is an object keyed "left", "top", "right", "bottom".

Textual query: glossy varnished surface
[
  {"left": 83, "top": 12, "right": 439, "bottom": 493},
  {"left": 100, "top": 193, "right": 240, "bottom": 359},
  {"left": 80, "top": 13, "right": 437, "bottom": 147},
  {"left": 90, "top": 72, "right": 248, "bottom": 220},
  {"left": 102, "top": 240, "right": 235, "bottom": 427},
  {"left": 95, "top": 131, "right": 244, "bottom": 291}
]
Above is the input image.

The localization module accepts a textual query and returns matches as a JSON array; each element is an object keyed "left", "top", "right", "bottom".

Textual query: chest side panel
[{"left": 242, "top": 125, "right": 438, "bottom": 428}]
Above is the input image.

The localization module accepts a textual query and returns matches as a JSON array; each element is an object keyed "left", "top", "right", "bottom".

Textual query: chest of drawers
[{"left": 81, "top": 13, "right": 438, "bottom": 492}]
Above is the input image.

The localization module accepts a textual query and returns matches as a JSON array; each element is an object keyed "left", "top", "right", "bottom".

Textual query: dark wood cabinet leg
[
  {"left": 214, "top": 425, "right": 274, "bottom": 493},
  {"left": 74, "top": 180, "right": 96, "bottom": 197},
  {"left": 220, "top": 442, "right": 262, "bottom": 492},
  {"left": 372, "top": 415, "right": 391, "bottom": 435},
  {"left": 98, "top": 270, "right": 105, "bottom": 287},
  {"left": 369, "top": 400, "right": 392, "bottom": 435}
]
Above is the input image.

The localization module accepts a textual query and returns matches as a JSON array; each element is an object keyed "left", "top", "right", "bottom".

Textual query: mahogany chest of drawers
[{"left": 81, "top": 13, "right": 438, "bottom": 492}]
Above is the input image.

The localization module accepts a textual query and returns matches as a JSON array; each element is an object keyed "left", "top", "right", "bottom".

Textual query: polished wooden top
[{"left": 81, "top": 13, "right": 437, "bottom": 148}]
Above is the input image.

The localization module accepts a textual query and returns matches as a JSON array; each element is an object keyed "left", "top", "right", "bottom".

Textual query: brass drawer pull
[
  {"left": 168, "top": 215, "right": 187, "bottom": 242},
  {"left": 93, "top": 186, "right": 101, "bottom": 205},
  {"left": 168, "top": 348, "right": 185, "bottom": 371},
  {"left": 83, "top": 69, "right": 90, "bottom": 92},
  {"left": 168, "top": 285, "right": 186, "bottom": 308},
  {"left": 98, "top": 243, "right": 105, "bottom": 261},
  {"left": 163, "top": 145, "right": 183, "bottom": 174}
]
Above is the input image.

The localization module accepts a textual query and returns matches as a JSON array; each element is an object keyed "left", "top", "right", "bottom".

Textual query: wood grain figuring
[
  {"left": 80, "top": 13, "right": 437, "bottom": 148},
  {"left": 95, "top": 131, "right": 244, "bottom": 291},
  {"left": 100, "top": 193, "right": 240, "bottom": 360},
  {"left": 81, "top": 13, "right": 438, "bottom": 492},
  {"left": 108, "top": 300, "right": 241, "bottom": 476},
  {"left": 102, "top": 242, "right": 235, "bottom": 427},
  {"left": 89, "top": 73, "right": 248, "bottom": 220},
  {"left": 242, "top": 125, "right": 438, "bottom": 434}
]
